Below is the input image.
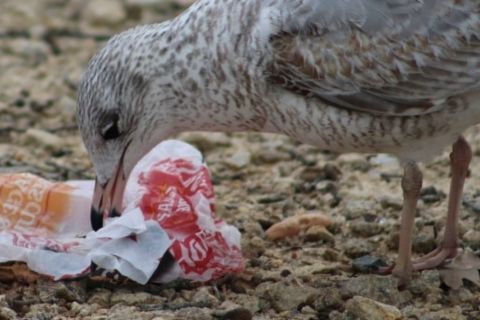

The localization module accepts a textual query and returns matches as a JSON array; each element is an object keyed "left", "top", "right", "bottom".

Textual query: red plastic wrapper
[
  {"left": 133, "top": 155, "right": 244, "bottom": 282},
  {"left": 0, "top": 140, "right": 244, "bottom": 284}
]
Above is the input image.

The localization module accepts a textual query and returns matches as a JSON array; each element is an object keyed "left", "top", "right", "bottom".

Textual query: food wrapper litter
[{"left": 0, "top": 140, "right": 244, "bottom": 284}]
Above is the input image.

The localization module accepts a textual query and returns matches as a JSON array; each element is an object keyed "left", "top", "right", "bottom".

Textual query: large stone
[
  {"left": 255, "top": 281, "right": 317, "bottom": 312},
  {"left": 402, "top": 306, "right": 466, "bottom": 320},
  {"left": 345, "top": 296, "right": 402, "bottom": 320},
  {"left": 408, "top": 270, "right": 442, "bottom": 302},
  {"left": 341, "top": 275, "right": 402, "bottom": 305}
]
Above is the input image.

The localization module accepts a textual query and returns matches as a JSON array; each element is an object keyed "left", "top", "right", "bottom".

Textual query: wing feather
[{"left": 268, "top": 0, "right": 480, "bottom": 116}]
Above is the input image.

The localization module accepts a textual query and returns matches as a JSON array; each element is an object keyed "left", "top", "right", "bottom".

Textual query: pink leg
[
  {"left": 412, "top": 136, "right": 472, "bottom": 270},
  {"left": 391, "top": 161, "right": 423, "bottom": 285}
]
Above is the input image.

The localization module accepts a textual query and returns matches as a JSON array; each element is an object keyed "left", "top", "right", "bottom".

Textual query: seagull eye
[{"left": 100, "top": 112, "right": 121, "bottom": 140}]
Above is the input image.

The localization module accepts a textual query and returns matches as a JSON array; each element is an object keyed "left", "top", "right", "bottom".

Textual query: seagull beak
[{"left": 90, "top": 147, "right": 130, "bottom": 231}]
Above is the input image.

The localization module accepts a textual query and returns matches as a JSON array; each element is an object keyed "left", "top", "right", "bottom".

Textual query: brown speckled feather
[
  {"left": 269, "top": 0, "right": 480, "bottom": 116},
  {"left": 77, "top": 0, "right": 480, "bottom": 183}
]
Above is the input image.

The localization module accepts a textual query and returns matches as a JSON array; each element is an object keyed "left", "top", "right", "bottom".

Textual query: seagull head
[{"left": 77, "top": 28, "right": 176, "bottom": 230}]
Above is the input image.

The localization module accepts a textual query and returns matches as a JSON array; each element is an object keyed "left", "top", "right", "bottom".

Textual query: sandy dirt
[{"left": 0, "top": 1, "right": 479, "bottom": 319}]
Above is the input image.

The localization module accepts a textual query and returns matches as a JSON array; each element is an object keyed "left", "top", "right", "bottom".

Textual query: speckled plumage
[
  {"left": 78, "top": 1, "right": 480, "bottom": 281},
  {"left": 78, "top": 0, "right": 480, "bottom": 185}
]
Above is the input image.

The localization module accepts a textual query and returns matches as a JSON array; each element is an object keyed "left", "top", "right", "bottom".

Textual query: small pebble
[
  {"left": 192, "top": 287, "right": 219, "bottom": 308},
  {"left": 412, "top": 225, "right": 437, "bottom": 254},
  {"left": 298, "top": 164, "right": 341, "bottom": 183},
  {"left": 213, "top": 305, "right": 252, "bottom": 320},
  {"left": 226, "top": 150, "right": 251, "bottom": 168},
  {"left": 0, "top": 306, "right": 17, "bottom": 320},
  {"left": 352, "top": 255, "right": 388, "bottom": 273},
  {"left": 350, "top": 219, "right": 383, "bottom": 237},
  {"left": 87, "top": 289, "right": 112, "bottom": 307},
  {"left": 463, "top": 230, "right": 480, "bottom": 250},
  {"left": 83, "top": 0, "right": 127, "bottom": 26},
  {"left": 420, "top": 186, "right": 446, "bottom": 204},
  {"left": 343, "top": 239, "right": 377, "bottom": 259},
  {"left": 342, "top": 200, "right": 377, "bottom": 220},
  {"left": 313, "top": 287, "right": 343, "bottom": 314},
  {"left": 110, "top": 290, "right": 157, "bottom": 306},
  {"left": 23, "top": 128, "right": 64, "bottom": 151}
]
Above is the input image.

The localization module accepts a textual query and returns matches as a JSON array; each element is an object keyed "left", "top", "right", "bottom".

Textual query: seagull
[{"left": 76, "top": 0, "right": 480, "bottom": 285}]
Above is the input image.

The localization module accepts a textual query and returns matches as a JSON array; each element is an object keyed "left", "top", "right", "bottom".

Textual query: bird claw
[
  {"left": 376, "top": 264, "right": 394, "bottom": 275},
  {"left": 412, "top": 246, "right": 459, "bottom": 271},
  {"left": 375, "top": 246, "right": 459, "bottom": 287}
]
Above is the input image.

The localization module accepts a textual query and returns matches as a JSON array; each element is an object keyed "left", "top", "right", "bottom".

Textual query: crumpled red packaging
[{"left": 0, "top": 140, "right": 244, "bottom": 284}]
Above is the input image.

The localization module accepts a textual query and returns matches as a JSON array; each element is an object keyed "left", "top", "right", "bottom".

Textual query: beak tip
[
  {"left": 109, "top": 208, "right": 121, "bottom": 218},
  {"left": 91, "top": 207, "right": 104, "bottom": 231}
]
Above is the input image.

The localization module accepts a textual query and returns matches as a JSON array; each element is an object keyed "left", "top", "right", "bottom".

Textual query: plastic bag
[{"left": 0, "top": 140, "right": 244, "bottom": 284}]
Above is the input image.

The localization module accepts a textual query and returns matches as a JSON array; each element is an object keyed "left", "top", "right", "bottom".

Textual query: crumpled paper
[{"left": 0, "top": 140, "right": 244, "bottom": 284}]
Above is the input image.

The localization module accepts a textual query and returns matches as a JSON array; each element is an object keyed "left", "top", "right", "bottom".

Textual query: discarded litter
[
  {"left": 265, "top": 212, "right": 332, "bottom": 241},
  {"left": 0, "top": 140, "right": 244, "bottom": 284}
]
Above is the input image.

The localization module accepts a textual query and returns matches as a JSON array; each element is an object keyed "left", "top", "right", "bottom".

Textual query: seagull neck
[{"left": 140, "top": 0, "right": 272, "bottom": 134}]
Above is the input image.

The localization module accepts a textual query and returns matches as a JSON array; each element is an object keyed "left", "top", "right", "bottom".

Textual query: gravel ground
[{"left": 0, "top": 1, "right": 479, "bottom": 319}]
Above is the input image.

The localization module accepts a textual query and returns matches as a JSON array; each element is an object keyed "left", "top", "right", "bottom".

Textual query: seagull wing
[{"left": 268, "top": 0, "right": 480, "bottom": 116}]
